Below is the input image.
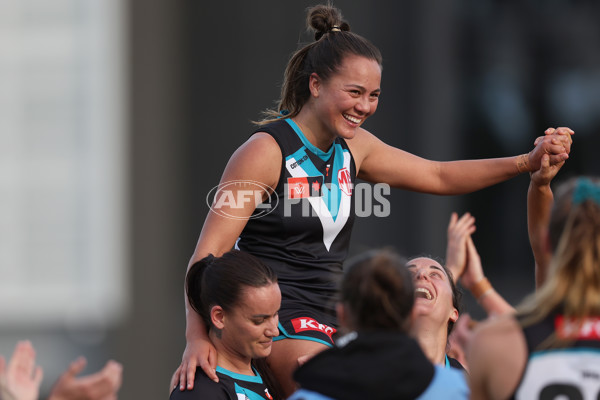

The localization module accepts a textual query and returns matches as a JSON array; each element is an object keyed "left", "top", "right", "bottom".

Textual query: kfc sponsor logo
[
  {"left": 555, "top": 315, "right": 600, "bottom": 340},
  {"left": 291, "top": 317, "right": 337, "bottom": 339}
]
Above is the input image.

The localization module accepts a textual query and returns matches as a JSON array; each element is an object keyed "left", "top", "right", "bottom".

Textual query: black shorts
[{"left": 274, "top": 308, "right": 338, "bottom": 347}]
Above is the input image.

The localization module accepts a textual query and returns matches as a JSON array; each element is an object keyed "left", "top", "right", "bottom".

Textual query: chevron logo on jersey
[{"left": 285, "top": 146, "right": 352, "bottom": 251}]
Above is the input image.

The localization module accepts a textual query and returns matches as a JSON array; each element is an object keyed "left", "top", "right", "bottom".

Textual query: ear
[
  {"left": 210, "top": 305, "right": 225, "bottom": 330},
  {"left": 309, "top": 73, "right": 321, "bottom": 97},
  {"left": 449, "top": 308, "right": 459, "bottom": 324}
]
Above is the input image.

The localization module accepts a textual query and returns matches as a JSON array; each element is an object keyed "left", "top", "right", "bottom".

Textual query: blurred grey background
[{"left": 1, "top": 0, "right": 598, "bottom": 398}]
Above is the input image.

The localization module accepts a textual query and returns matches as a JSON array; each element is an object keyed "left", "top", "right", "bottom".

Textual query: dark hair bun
[{"left": 307, "top": 4, "right": 351, "bottom": 41}]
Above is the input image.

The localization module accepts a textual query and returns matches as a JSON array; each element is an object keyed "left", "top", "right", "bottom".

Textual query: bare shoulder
[
  {"left": 345, "top": 128, "right": 382, "bottom": 170},
  {"left": 234, "top": 131, "right": 281, "bottom": 162},
  {"left": 223, "top": 132, "right": 282, "bottom": 189},
  {"left": 469, "top": 314, "right": 527, "bottom": 400},
  {"left": 470, "top": 314, "right": 526, "bottom": 361}
]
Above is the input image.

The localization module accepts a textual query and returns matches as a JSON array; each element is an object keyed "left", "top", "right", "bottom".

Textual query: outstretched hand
[
  {"left": 531, "top": 153, "right": 564, "bottom": 188},
  {"left": 445, "top": 212, "right": 476, "bottom": 283},
  {"left": 528, "top": 126, "right": 573, "bottom": 171},
  {"left": 48, "top": 357, "right": 123, "bottom": 400},
  {"left": 0, "top": 341, "right": 43, "bottom": 400},
  {"left": 460, "top": 236, "right": 486, "bottom": 291}
]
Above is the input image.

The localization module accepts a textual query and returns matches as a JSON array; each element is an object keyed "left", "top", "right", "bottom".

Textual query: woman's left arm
[{"left": 349, "top": 127, "right": 572, "bottom": 195}]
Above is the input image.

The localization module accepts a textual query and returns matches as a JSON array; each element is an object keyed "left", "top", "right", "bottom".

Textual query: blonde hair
[{"left": 518, "top": 177, "right": 600, "bottom": 346}]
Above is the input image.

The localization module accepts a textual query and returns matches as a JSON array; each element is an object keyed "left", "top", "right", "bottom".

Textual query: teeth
[
  {"left": 415, "top": 287, "right": 432, "bottom": 300},
  {"left": 343, "top": 114, "right": 361, "bottom": 124}
]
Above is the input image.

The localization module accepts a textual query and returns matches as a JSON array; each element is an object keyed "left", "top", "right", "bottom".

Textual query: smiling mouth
[
  {"left": 343, "top": 113, "right": 362, "bottom": 124},
  {"left": 415, "top": 287, "right": 432, "bottom": 300}
]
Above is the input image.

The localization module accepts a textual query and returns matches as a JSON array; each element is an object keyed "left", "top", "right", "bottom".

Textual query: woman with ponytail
[
  {"left": 174, "top": 3, "right": 572, "bottom": 396},
  {"left": 468, "top": 174, "right": 600, "bottom": 400},
  {"left": 288, "top": 249, "right": 469, "bottom": 400},
  {"left": 170, "top": 250, "right": 282, "bottom": 400}
]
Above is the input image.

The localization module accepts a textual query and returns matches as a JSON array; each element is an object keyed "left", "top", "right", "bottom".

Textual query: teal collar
[{"left": 285, "top": 118, "right": 335, "bottom": 161}]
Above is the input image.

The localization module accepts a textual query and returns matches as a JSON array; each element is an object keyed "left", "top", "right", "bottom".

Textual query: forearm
[
  {"left": 477, "top": 289, "right": 515, "bottom": 316},
  {"left": 435, "top": 156, "right": 526, "bottom": 195},
  {"left": 527, "top": 182, "right": 554, "bottom": 288},
  {"left": 185, "top": 296, "right": 209, "bottom": 341},
  {"left": 468, "top": 277, "right": 515, "bottom": 316}
]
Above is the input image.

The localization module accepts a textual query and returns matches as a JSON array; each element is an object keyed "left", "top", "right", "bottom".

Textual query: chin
[{"left": 253, "top": 348, "right": 272, "bottom": 359}]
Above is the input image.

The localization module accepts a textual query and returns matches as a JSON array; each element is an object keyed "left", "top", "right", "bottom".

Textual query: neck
[
  {"left": 209, "top": 330, "right": 254, "bottom": 375},
  {"left": 410, "top": 317, "right": 448, "bottom": 366},
  {"left": 293, "top": 107, "right": 335, "bottom": 152}
]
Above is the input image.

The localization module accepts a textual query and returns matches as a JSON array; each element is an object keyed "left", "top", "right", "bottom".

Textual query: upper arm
[
  {"left": 189, "top": 132, "right": 281, "bottom": 266},
  {"left": 467, "top": 316, "right": 527, "bottom": 400},
  {"left": 347, "top": 129, "right": 442, "bottom": 192}
]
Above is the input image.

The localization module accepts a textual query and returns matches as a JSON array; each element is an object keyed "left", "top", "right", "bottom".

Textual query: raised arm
[
  {"left": 527, "top": 153, "right": 563, "bottom": 288},
  {"left": 462, "top": 236, "right": 514, "bottom": 316},
  {"left": 445, "top": 212, "right": 514, "bottom": 316},
  {"left": 349, "top": 127, "right": 572, "bottom": 195},
  {"left": 173, "top": 133, "right": 282, "bottom": 391}
]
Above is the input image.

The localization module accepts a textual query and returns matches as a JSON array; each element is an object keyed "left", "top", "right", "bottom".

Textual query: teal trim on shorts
[{"left": 274, "top": 322, "right": 334, "bottom": 347}]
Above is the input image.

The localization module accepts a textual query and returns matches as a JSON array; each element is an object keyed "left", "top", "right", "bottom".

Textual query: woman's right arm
[
  {"left": 527, "top": 154, "right": 563, "bottom": 289},
  {"left": 174, "top": 132, "right": 282, "bottom": 391}
]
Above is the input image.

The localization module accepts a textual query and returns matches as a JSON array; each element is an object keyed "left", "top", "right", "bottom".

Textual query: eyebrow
[
  {"left": 345, "top": 84, "right": 381, "bottom": 93},
  {"left": 251, "top": 311, "right": 278, "bottom": 319},
  {"left": 406, "top": 264, "right": 448, "bottom": 277},
  {"left": 430, "top": 265, "right": 448, "bottom": 276}
]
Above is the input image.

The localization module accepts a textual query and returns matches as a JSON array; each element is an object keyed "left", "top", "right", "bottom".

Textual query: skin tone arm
[
  {"left": 446, "top": 212, "right": 514, "bottom": 316},
  {"left": 528, "top": 129, "right": 567, "bottom": 288},
  {"left": 349, "top": 127, "right": 573, "bottom": 194},
  {"left": 463, "top": 236, "right": 514, "bottom": 316},
  {"left": 528, "top": 154, "right": 562, "bottom": 288},
  {"left": 467, "top": 315, "right": 528, "bottom": 400},
  {"left": 48, "top": 358, "right": 123, "bottom": 400},
  {"left": 0, "top": 341, "right": 43, "bottom": 400},
  {"left": 172, "top": 133, "right": 282, "bottom": 391}
]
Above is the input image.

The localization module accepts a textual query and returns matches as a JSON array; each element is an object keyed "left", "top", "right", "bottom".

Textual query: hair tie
[
  {"left": 330, "top": 26, "right": 341, "bottom": 32},
  {"left": 572, "top": 178, "right": 600, "bottom": 205}
]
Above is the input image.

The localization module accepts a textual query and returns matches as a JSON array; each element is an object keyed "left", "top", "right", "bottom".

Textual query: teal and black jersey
[
  {"left": 237, "top": 118, "right": 356, "bottom": 321},
  {"left": 170, "top": 366, "right": 273, "bottom": 400},
  {"left": 511, "top": 310, "right": 600, "bottom": 400}
]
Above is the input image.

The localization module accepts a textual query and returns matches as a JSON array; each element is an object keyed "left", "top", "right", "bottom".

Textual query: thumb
[{"left": 66, "top": 356, "right": 87, "bottom": 377}]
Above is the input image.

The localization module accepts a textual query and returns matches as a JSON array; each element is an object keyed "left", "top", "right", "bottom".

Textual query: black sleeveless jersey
[
  {"left": 511, "top": 310, "right": 600, "bottom": 399},
  {"left": 237, "top": 119, "right": 356, "bottom": 318}
]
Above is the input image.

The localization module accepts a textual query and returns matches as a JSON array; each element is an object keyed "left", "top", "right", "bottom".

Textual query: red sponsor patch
[
  {"left": 287, "top": 177, "right": 309, "bottom": 199},
  {"left": 555, "top": 315, "right": 600, "bottom": 340},
  {"left": 338, "top": 167, "right": 352, "bottom": 196},
  {"left": 287, "top": 176, "right": 323, "bottom": 199},
  {"left": 291, "top": 317, "right": 337, "bottom": 339}
]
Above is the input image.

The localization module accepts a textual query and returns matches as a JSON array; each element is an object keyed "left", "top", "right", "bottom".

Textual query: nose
[
  {"left": 265, "top": 315, "right": 279, "bottom": 338},
  {"left": 415, "top": 268, "right": 429, "bottom": 281},
  {"left": 355, "top": 95, "right": 371, "bottom": 114}
]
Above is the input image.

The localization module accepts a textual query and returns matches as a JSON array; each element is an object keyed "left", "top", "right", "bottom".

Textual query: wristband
[
  {"left": 470, "top": 277, "right": 492, "bottom": 300},
  {"left": 516, "top": 154, "right": 530, "bottom": 174}
]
